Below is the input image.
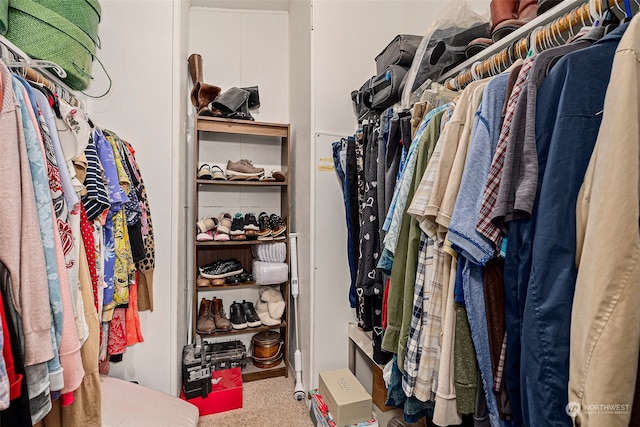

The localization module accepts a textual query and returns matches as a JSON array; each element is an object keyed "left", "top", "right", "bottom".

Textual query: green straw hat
[
  {"left": 6, "top": 0, "right": 97, "bottom": 90},
  {"left": 33, "top": 0, "right": 101, "bottom": 47},
  {"left": 0, "top": 0, "right": 7, "bottom": 34}
]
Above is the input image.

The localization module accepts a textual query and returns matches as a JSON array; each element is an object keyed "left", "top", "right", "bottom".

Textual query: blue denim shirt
[
  {"left": 449, "top": 73, "right": 509, "bottom": 266},
  {"left": 506, "top": 23, "right": 629, "bottom": 427}
]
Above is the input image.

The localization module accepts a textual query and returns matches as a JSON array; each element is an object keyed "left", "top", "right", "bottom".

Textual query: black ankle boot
[{"left": 212, "top": 87, "right": 254, "bottom": 121}]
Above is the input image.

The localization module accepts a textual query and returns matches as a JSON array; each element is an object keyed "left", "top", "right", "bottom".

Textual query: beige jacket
[{"left": 571, "top": 15, "right": 640, "bottom": 427}]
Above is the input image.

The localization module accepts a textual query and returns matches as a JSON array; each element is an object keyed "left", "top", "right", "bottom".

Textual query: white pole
[{"left": 290, "top": 232, "right": 305, "bottom": 400}]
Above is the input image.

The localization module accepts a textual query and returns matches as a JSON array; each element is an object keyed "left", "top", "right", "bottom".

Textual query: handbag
[
  {"left": 374, "top": 34, "right": 422, "bottom": 75},
  {"left": 370, "top": 65, "right": 408, "bottom": 110}
]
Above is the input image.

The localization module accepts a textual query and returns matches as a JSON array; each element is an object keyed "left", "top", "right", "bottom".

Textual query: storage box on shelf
[{"left": 191, "top": 116, "right": 291, "bottom": 383}]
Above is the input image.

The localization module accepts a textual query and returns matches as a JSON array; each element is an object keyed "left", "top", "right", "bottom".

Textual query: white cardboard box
[{"left": 319, "top": 369, "right": 373, "bottom": 426}]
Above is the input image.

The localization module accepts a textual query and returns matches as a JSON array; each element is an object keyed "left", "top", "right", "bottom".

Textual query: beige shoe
[{"left": 226, "top": 159, "right": 264, "bottom": 180}]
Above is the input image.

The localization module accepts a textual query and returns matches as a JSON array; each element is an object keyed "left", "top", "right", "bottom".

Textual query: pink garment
[
  {"left": 21, "top": 84, "right": 85, "bottom": 394},
  {"left": 0, "top": 63, "right": 53, "bottom": 366}
]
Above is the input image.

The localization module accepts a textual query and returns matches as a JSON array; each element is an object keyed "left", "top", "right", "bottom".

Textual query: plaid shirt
[
  {"left": 476, "top": 59, "right": 534, "bottom": 246},
  {"left": 494, "top": 332, "right": 508, "bottom": 392},
  {"left": 413, "top": 243, "right": 446, "bottom": 402},
  {"left": 402, "top": 234, "right": 433, "bottom": 396}
]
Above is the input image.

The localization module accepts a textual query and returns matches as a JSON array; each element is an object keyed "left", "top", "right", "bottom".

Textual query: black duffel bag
[
  {"left": 370, "top": 65, "right": 408, "bottom": 111},
  {"left": 375, "top": 34, "right": 423, "bottom": 75},
  {"left": 351, "top": 76, "right": 374, "bottom": 121}
]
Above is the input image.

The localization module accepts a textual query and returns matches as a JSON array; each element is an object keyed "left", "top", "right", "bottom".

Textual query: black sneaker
[
  {"left": 225, "top": 274, "right": 241, "bottom": 285},
  {"left": 230, "top": 301, "right": 247, "bottom": 329},
  {"left": 258, "top": 212, "right": 273, "bottom": 241},
  {"left": 269, "top": 214, "right": 286, "bottom": 237},
  {"left": 242, "top": 300, "right": 261, "bottom": 327},
  {"left": 230, "top": 213, "right": 246, "bottom": 240},
  {"left": 244, "top": 212, "right": 259, "bottom": 240},
  {"left": 239, "top": 270, "right": 253, "bottom": 283},
  {"left": 244, "top": 212, "right": 259, "bottom": 230},
  {"left": 199, "top": 259, "right": 243, "bottom": 279}
]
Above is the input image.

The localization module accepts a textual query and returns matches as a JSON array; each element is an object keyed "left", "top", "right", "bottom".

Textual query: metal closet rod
[
  {"left": 442, "top": 0, "right": 635, "bottom": 90},
  {"left": 0, "top": 35, "right": 83, "bottom": 108}
]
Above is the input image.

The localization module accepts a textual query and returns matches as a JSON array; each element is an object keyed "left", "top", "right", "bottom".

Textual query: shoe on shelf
[
  {"left": 225, "top": 274, "right": 242, "bottom": 285},
  {"left": 273, "top": 234, "right": 286, "bottom": 241},
  {"left": 210, "top": 165, "right": 227, "bottom": 180},
  {"left": 196, "top": 229, "right": 214, "bottom": 242},
  {"left": 259, "top": 172, "right": 276, "bottom": 181},
  {"left": 258, "top": 212, "right": 273, "bottom": 241},
  {"left": 199, "top": 259, "right": 244, "bottom": 279},
  {"left": 196, "top": 216, "right": 218, "bottom": 234},
  {"left": 239, "top": 270, "right": 253, "bottom": 283},
  {"left": 217, "top": 212, "right": 233, "bottom": 234},
  {"left": 230, "top": 213, "right": 247, "bottom": 241},
  {"left": 196, "top": 275, "right": 212, "bottom": 287},
  {"left": 226, "top": 159, "right": 264, "bottom": 180},
  {"left": 230, "top": 301, "right": 247, "bottom": 330},
  {"left": 212, "top": 298, "right": 232, "bottom": 331},
  {"left": 244, "top": 212, "right": 259, "bottom": 239},
  {"left": 211, "top": 277, "right": 226, "bottom": 286},
  {"left": 197, "top": 164, "right": 213, "bottom": 180},
  {"left": 195, "top": 298, "right": 215, "bottom": 334},
  {"left": 269, "top": 214, "right": 286, "bottom": 237},
  {"left": 271, "top": 170, "right": 286, "bottom": 182},
  {"left": 242, "top": 300, "right": 261, "bottom": 328},
  {"left": 213, "top": 230, "right": 230, "bottom": 242}
]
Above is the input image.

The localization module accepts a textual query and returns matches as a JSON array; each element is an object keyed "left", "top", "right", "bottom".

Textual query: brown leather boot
[
  {"left": 491, "top": 0, "right": 538, "bottom": 42},
  {"left": 212, "top": 297, "right": 232, "bottom": 331},
  {"left": 195, "top": 298, "right": 215, "bottom": 334},
  {"left": 187, "top": 54, "right": 222, "bottom": 114},
  {"left": 490, "top": 0, "right": 519, "bottom": 33}
]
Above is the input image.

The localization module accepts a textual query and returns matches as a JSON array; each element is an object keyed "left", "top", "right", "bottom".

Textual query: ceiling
[{"left": 190, "top": 0, "right": 292, "bottom": 11}]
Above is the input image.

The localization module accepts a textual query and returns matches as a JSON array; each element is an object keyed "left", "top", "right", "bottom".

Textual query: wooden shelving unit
[{"left": 192, "top": 116, "right": 291, "bottom": 383}]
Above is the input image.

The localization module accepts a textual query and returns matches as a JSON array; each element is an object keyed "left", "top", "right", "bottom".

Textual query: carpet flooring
[{"left": 197, "top": 373, "right": 313, "bottom": 427}]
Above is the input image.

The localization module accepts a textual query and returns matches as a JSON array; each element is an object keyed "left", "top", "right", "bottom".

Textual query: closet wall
[{"left": 85, "top": 0, "right": 190, "bottom": 395}]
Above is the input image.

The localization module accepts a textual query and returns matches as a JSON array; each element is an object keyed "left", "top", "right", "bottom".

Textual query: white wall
[
  {"left": 288, "top": 0, "right": 313, "bottom": 391},
  {"left": 86, "top": 0, "right": 187, "bottom": 394},
  {"left": 189, "top": 8, "right": 289, "bottom": 124}
]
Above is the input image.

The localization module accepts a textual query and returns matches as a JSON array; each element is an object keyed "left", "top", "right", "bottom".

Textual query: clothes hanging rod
[
  {"left": 438, "top": 0, "right": 634, "bottom": 90},
  {"left": 0, "top": 34, "right": 84, "bottom": 108}
]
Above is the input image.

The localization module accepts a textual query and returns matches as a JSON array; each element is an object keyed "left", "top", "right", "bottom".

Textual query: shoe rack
[{"left": 192, "top": 116, "right": 290, "bottom": 382}]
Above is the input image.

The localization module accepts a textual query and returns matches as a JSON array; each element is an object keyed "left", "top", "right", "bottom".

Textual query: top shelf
[{"left": 196, "top": 116, "right": 289, "bottom": 137}]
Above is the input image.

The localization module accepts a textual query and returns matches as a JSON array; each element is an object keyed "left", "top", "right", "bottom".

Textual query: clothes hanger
[
  {"left": 470, "top": 61, "right": 483, "bottom": 82},
  {"left": 621, "top": 0, "right": 633, "bottom": 22}
]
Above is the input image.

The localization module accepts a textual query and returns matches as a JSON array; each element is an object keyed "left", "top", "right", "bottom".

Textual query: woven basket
[
  {"left": 6, "top": 0, "right": 96, "bottom": 90},
  {"left": 32, "top": 0, "right": 101, "bottom": 46}
]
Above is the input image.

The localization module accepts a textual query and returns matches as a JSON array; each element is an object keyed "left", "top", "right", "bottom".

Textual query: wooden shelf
[
  {"left": 196, "top": 116, "right": 289, "bottom": 137},
  {"left": 241, "top": 357, "right": 288, "bottom": 382},
  {"left": 196, "top": 281, "right": 288, "bottom": 291},
  {"left": 197, "top": 179, "right": 287, "bottom": 187},
  {"left": 191, "top": 115, "right": 291, "bottom": 386},
  {"left": 197, "top": 321, "right": 286, "bottom": 338},
  {"left": 196, "top": 239, "right": 288, "bottom": 247}
]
